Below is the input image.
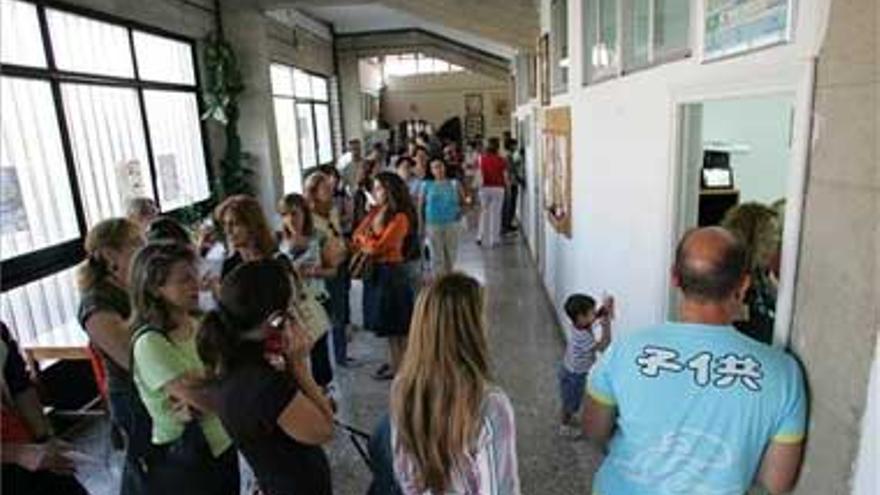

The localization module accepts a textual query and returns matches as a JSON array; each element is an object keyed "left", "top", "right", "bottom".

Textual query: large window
[
  {"left": 270, "top": 64, "right": 334, "bottom": 193},
  {"left": 584, "top": 0, "right": 690, "bottom": 85},
  {"left": 0, "top": 0, "right": 209, "bottom": 344},
  {"left": 382, "top": 52, "right": 465, "bottom": 79},
  {"left": 550, "top": 0, "right": 569, "bottom": 93}
]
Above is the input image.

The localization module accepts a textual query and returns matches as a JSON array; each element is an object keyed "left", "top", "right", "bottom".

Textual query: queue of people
[{"left": 2, "top": 134, "right": 806, "bottom": 495}]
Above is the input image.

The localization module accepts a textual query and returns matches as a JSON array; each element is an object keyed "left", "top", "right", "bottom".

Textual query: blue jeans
[{"left": 558, "top": 366, "right": 587, "bottom": 416}]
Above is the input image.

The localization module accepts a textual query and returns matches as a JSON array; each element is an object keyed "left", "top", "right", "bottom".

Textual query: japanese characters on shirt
[{"left": 635, "top": 345, "right": 764, "bottom": 392}]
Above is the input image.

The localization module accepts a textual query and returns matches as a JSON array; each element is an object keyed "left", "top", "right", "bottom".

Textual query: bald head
[{"left": 674, "top": 227, "right": 748, "bottom": 303}]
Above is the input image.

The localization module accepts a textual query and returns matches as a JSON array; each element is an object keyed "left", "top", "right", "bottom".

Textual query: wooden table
[{"left": 21, "top": 320, "right": 91, "bottom": 365}]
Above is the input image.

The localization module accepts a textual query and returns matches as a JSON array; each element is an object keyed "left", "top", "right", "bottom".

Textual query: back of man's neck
[{"left": 678, "top": 300, "right": 736, "bottom": 327}]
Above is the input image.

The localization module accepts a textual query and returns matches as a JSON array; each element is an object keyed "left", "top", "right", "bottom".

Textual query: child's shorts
[{"left": 558, "top": 366, "right": 587, "bottom": 415}]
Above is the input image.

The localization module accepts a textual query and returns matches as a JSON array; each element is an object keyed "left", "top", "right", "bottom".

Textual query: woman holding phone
[{"left": 198, "top": 259, "right": 334, "bottom": 495}]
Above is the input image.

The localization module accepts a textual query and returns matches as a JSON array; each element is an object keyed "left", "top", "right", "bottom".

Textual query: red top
[{"left": 479, "top": 153, "right": 507, "bottom": 187}]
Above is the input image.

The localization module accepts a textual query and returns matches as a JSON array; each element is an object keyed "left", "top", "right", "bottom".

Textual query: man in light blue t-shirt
[{"left": 585, "top": 227, "right": 807, "bottom": 495}]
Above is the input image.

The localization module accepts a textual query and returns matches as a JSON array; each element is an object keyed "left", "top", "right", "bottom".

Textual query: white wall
[
  {"left": 702, "top": 96, "right": 793, "bottom": 205},
  {"left": 522, "top": 0, "right": 828, "bottom": 336},
  {"left": 383, "top": 72, "right": 511, "bottom": 138}
]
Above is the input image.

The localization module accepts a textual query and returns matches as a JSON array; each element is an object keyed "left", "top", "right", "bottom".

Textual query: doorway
[{"left": 671, "top": 94, "right": 797, "bottom": 346}]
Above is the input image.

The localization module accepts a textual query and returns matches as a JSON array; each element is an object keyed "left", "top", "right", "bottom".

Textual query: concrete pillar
[
  {"left": 790, "top": 0, "right": 879, "bottom": 492},
  {"left": 338, "top": 50, "right": 364, "bottom": 144},
  {"left": 218, "top": 2, "right": 282, "bottom": 222}
]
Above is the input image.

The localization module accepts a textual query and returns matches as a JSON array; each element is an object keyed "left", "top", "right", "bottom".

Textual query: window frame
[
  {"left": 582, "top": 0, "right": 692, "bottom": 86},
  {"left": 0, "top": 0, "right": 212, "bottom": 291},
  {"left": 550, "top": 0, "right": 569, "bottom": 94},
  {"left": 269, "top": 63, "right": 335, "bottom": 188}
]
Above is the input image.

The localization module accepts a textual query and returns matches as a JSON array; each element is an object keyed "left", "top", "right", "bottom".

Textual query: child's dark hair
[
  {"left": 197, "top": 259, "right": 293, "bottom": 377},
  {"left": 563, "top": 294, "right": 596, "bottom": 321}
]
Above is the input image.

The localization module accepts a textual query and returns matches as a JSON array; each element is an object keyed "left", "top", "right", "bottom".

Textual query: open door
[{"left": 671, "top": 94, "right": 798, "bottom": 347}]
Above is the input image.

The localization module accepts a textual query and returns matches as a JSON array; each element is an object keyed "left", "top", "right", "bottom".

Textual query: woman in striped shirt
[{"left": 390, "top": 273, "right": 521, "bottom": 494}]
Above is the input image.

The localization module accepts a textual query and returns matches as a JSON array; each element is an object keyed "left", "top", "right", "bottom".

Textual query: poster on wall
[
  {"left": 491, "top": 94, "right": 511, "bottom": 129},
  {"left": 464, "top": 94, "right": 483, "bottom": 115},
  {"left": 464, "top": 114, "right": 484, "bottom": 141},
  {"left": 542, "top": 106, "right": 571, "bottom": 238},
  {"left": 703, "top": 0, "right": 792, "bottom": 61},
  {"left": 0, "top": 167, "right": 29, "bottom": 234}
]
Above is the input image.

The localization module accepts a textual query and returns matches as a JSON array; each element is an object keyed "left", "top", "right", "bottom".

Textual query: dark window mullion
[
  {"left": 128, "top": 28, "right": 162, "bottom": 211},
  {"left": 190, "top": 40, "right": 214, "bottom": 196},
  {"left": 310, "top": 103, "right": 319, "bottom": 167},
  {"left": 36, "top": 3, "right": 88, "bottom": 236}
]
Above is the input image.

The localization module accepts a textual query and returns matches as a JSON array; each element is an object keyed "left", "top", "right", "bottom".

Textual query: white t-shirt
[{"left": 563, "top": 322, "right": 600, "bottom": 374}]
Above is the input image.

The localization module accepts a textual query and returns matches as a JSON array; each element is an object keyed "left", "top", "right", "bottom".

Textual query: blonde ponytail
[{"left": 76, "top": 218, "right": 141, "bottom": 291}]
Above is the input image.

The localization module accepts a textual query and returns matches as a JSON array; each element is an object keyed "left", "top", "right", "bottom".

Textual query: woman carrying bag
[
  {"left": 352, "top": 172, "right": 418, "bottom": 381},
  {"left": 277, "top": 193, "right": 335, "bottom": 387}
]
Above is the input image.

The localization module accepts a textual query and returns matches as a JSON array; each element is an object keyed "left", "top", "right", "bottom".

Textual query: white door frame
[{"left": 664, "top": 62, "right": 816, "bottom": 348}]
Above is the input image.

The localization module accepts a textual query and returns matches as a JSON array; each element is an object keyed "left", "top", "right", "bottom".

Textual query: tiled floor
[{"left": 71, "top": 231, "right": 602, "bottom": 494}]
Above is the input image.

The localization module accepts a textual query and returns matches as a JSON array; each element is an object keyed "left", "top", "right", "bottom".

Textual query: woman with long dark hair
[
  {"left": 353, "top": 171, "right": 417, "bottom": 380},
  {"left": 197, "top": 259, "right": 334, "bottom": 495},
  {"left": 129, "top": 242, "right": 239, "bottom": 494}
]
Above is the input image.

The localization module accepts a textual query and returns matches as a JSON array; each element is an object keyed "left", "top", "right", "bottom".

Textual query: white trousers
[{"left": 478, "top": 187, "right": 505, "bottom": 247}]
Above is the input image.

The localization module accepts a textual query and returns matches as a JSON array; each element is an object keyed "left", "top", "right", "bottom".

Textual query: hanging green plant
[{"left": 202, "top": 31, "right": 253, "bottom": 199}]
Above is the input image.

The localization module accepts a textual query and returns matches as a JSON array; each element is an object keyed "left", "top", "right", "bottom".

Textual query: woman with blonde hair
[
  {"left": 721, "top": 202, "right": 782, "bottom": 345},
  {"left": 304, "top": 171, "right": 355, "bottom": 367},
  {"left": 390, "top": 273, "right": 520, "bottom": 494},
  {"left": 76, "top": 217, "right": 148, "bottom": 493}
]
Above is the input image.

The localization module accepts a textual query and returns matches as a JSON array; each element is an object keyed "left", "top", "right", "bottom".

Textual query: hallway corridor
[{"left": 328, "top": 233, "right": 601, "bottom": 494}]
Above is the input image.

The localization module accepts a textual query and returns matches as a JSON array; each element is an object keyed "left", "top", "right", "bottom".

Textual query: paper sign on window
[
  {"left": 0, "top": 167, "right": 29, "bottom": 234},
  {"left": 115, "top": 159, "right": 148, "bottom": 203},
  {"left": 158, "top": 153, "right": 182, "bottom": 204}
]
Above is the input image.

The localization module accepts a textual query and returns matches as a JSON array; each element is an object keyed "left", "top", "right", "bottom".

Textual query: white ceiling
[{"left": 293, "top": 3, "right": 516, "bottom": 59}]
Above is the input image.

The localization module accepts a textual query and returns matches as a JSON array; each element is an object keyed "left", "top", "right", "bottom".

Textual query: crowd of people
[{"left": 1, "top": 132, "right": 807, "bottom": 495}]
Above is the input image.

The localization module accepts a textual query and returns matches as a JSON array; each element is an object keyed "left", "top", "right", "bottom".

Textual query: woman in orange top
[{"left": 353, "top": 171, "right": 418, "bottom": 380}]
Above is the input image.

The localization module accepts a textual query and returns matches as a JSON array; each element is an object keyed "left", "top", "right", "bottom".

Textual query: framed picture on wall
[
  {"left": 538, "top": 33, "right": 551, "bottom": 106},
  {"left": 703, "top": 0, "right": 793, "bottom": 61},
  {"left": 491, "top": 94, "right": 511, "bottom": 129},
  {"left": 464, "top": 94, "right": 483, "bottom": 115},
  {"left": 543, "top": 106, "right": 571, "bottom": 237}
]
